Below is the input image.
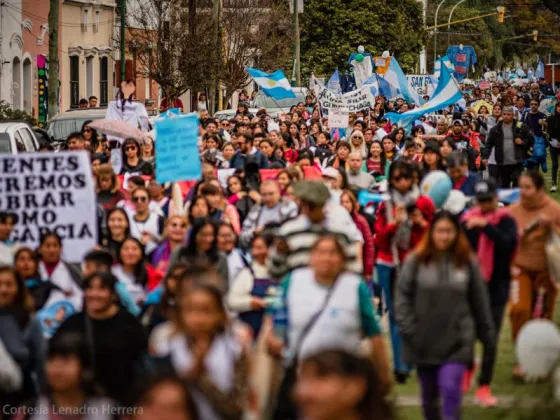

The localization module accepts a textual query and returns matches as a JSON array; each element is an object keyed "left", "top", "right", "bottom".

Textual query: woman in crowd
[
  {"left": 217, "top": 223, "right": 247, "bottom": 288},
  {"left": 81, "top": 120, "right": 99, "bottom": 154},
  {"left": 172, "top": 218, "right": 229, "bottom": 290},
  {"left": 422, "top": 139, "right": 446, "bottom": 173},
  {"left": 13, "top": 248, "right": 44, "bottom": 304},
  {"left": 148, "top": 179, "right": 175, "bottom": 218},
  {"left": 120, "top": 138, "right": 154, "bottom": 176},
  {"left": 382, "top": 136, "right": 399, "bottom": 164},
  {"left": 128, "top": 187, "right": 165, "bottom": 255},
  {"left": 485, "top": 104, "right": 503, "bottom": 181},
  {"left": 396, "top": 211, "right": 495, "bottom": 420},
  {"left": 221, "top": 142, "right": 236, "bottom": 167},
  {"left": 278, "top": 133, "right": 298, "bottom": 164},
  {"left": 112, "top": 237, "right": 162, "bottom": 306},
  {"left": 276, "top": 170, "right": 295, "bottom": 194},
  {"left": 38, "top": 232, "right": 83, "bottom": 311},
  {"left": 340, "top": 190, "right": 374, "bottom": 282},
  {"left": 101, "top": 208, "right": 130, "bottom": 259},
  {"left": 508, "top": 172, "right": 560, "bottom": 379},
  {"left": 439, "top": 138, "right": 456, "bottom": 162},
  {"left": 391, "top": 127, "right": 406, "bottom": 150},
  {"left": 16, "top": 332, "right": 117, "bottom": 420},
  {"left": 309, "top": 120, "right": 322, "bottom": 146},
  {"left": 349, "top": 130, "right": 368, "bottom": 159},
  {"left": 0, "top": 266, "right": 45, "bottom": 413},
  {"left": 366, "top": 140, "right": 388, "bottom": 180},
  {"left": 259, "top": 139, "right": 285, "bottom": 168},
  {"left": 201, "top": 183, "right": 241, "bottom": 235},
  {"left": 268, "top": 235, "right": 389, "bottom": 419},
  {"left": 547, "top": 101, "right": 560, "bottom": 192},
  {"left": 152, "top": 215, "right": 189, "bottom": 273},
  {"left": 374, "top": 160, "right": 436, "bottom": 384},
  {"left": 142, "top": 136, "right": 156, "bottom": 165},
  {"left": 52, "top": 272, "right": 148, "bottom": 406},
  {"left": 152, "top": 275, "right": 249, "bottom": 420},
  {"left": 326, "top": 141, "right": 351, "bottom": 170},
  {"left": 96, "top": 164, "right": 125, "bottom": 211},
  {"left": 295, "top": 350, "right": 394, "bottom": 420},
  {"left": 227, "top": 233, "right": 273, "bottom": 338}
]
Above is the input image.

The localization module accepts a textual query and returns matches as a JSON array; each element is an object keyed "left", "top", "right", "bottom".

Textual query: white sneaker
[{"left": 551, "top": 185, "right": 557, "bottom": 193}]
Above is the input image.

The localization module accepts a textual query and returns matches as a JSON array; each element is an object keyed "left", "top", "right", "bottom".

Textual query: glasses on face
[
  {"left": 83, "top": 128, "right": 91, "bottom": 133},
  {"left": 125, "top": 146, "right": 137, "bottom": 152},
  {"left": 221, "top": 123, "right": 229, "bottom": 127},
  {"left": 132, "top": 196, "right": 148, "bottom": 203},
  {"left": 352, "top": 136, "right": 361, "bottom": 140}
]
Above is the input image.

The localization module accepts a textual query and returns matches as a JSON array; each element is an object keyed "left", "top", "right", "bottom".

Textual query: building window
[
  {"left": 70, "top": 56, "right": 79, "bottom": 108},
  {"left": 82, "top": 9, "right": 88, "bottom": 32},
  {"left": 100, "top": 56, "right": 108, "bottom": 106},
  {"left": 94, "top": 10, "right": 100, "bottom": 33},
  {"left": 86, "top": 56, "right": 94, "bottom": 98}
]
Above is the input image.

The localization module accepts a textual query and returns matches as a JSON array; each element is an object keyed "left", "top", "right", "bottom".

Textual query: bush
[{"left": 0, "top": 100, "right": 36, "bottom": 126}]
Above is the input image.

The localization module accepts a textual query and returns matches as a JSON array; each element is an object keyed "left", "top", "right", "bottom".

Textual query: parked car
[
  {"left": 0, "top": 122, "right": 40, "bottom": 154},
  {"left": 46, "top": 108, "right": 107, "bottom": 143},
  {"left": 214, "top": 88, "right": 310, "bottom": 121}
]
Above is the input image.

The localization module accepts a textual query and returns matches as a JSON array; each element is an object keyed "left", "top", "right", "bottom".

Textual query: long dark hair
[
  {"left": 121, "top": 138, "right": 142, "bottom": 165},
  {"left": 181, "top": 218, "right": 219, "bottom": 262},
  {"left": 300, "top": 350, "right": 394, "bottom": 420},
  {"left": 160, "top": 263, "right": 188, "bottom": 318},
  {"left": 368, "top": 140, "right": 387, "bottom": 171},
  {"left": 14, "top": 247, "right": 41, "bottom": 281},
  {"left": 0, "top": 265, "right": 34, "bottom": 328},
  {"left": 415, "top": 210, "right": 472, "bottom": 268},
  {"left": 117, "top": 237, "right": 149, "bottom": 287},
  {"left": 38, "top": 231, "right": 63, "bottom": 261},
  {"left": 387, "top": 160, "right": 414, "bottom": 192}
]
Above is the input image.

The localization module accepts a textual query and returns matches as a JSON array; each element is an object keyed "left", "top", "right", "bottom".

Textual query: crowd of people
[{"left": 0, "top": 76, "right": 559, "bottom": 420}]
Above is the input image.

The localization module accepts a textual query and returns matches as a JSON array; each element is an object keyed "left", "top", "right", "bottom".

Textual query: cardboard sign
[
  {"left": 406, "top": 75, "right": 436, "bottom": 97},
  {"left": 328, "top": 111, "right": 349, "bottom": 129},
  {"left": 0, "top": 152, "right": 97, "bottom": 262}
]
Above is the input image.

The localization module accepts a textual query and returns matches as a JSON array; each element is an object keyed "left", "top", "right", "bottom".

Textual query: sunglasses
[
  {"left": 83, "top": 128, "right": 91, "bottom": 133},
  {"left": 125, "top": 146, "right": 137, "bottom": 151},
  {"left": 221, "top": 123, "right": 229, "bottom": 127},
  {"left": 392, "top": 175, "right": 411, "bottom": 181},
  {"left": 132, "top": 196, "right": 148, "bottom": 203}
]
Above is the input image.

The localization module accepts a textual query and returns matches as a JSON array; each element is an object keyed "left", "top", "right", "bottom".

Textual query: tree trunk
[{"left": 47, "top": 0, "right": 59, "bottom": 118}]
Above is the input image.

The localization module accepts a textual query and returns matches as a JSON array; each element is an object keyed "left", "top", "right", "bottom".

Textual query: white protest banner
[
  {"left": 407, "top": 75, "right": 436, "bottom": 97},
  {"left": 422, "top": 113, "right": 451, "bottom": 125},
  {"left": 351, "top": 57, "right": 373, "bottom": 89},
  {"left": 312, "top": 77, "right": 374, "bottom": 112},
  {"left": 0, "top": 152, "right": 97, "bottom": 262},
  {"left": 328, "top": 111, "right": 349, "bottom": 128}
]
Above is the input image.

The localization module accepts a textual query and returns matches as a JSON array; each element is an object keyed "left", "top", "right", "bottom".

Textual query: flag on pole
[
  {"left": 535, "top": 61, "right": 545, "bottom": 79},
  {"left": 384, "top": 60, "right": 463, "bottom": 130},
  {"left": 363, "top": 74, "right": 380, "bottom": 97},
  {"left": 516, "top": 67, "right": 527, "bottom": 78},
  {"left": 434, "top": 56, "right": 455, "bottom": 79},
  {"left": 379, "top": 57, "right": 423, "bottom": 105},
  {"left": 326, "top": 69, "right": 341, "bottom": 94},
  {"left": 246, "top": 68, "right": 296, "bottom": 99}
]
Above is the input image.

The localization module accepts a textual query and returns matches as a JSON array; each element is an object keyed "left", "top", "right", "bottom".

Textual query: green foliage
[
  {"left": 300, "top": 0, "right": 428, "bottom": 78},
  {"left": 0, "top": 101, "right": 36, "bottom": 126}
]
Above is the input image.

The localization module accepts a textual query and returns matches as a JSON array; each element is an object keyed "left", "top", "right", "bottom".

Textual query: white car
[
  {"left": 0, "top": 122, "right": 40, "bottom": 154},
  {"left": 214, "top": 88, "right": 310, "bottom": 121}
]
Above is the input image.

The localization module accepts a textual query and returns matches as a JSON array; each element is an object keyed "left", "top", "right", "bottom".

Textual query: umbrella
[{"left": 88, "top": 119, "right": 146, "bottom": 142}]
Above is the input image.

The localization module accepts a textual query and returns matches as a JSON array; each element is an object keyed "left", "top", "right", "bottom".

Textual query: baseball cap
[
  {"left": 293, "top": 181, "right": 331, "bottom": 206},
  {"left": 322, "top": 167, "right": 340, "bottom": 180},
  {"left": 474, "top": 179, "right": 498, "bottom": 201},
  {"left": 452, "top": 119, "right": 463, "bottom": 126}
]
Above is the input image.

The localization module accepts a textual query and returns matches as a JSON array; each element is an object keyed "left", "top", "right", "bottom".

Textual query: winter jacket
[
  {"left": 547, "top": 111, "right": 560, "bottom": 142},
  {"left": 453, "top": 172, "right": 480, "bottom": 197},
  {"left": 230, "top": 149, "right": 269, "bottom": 170},
  {"left": 483, "top": 119, "right": 534, "bottom": 165},
  {"left": 351, "top": 212, "right": 374, "bottom": 278},
  {"left": 239, "top": 199, "right": 299, "bottom": 249},
  {"left": 395, "top": 253, "right": 495, "bottom": 366}
]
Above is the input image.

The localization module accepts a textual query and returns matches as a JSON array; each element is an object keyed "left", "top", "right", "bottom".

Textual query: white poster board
[
  {"left": 328, "top": 111, "right": 349, "bottom": 128},
  {"left": 407, "top": 75, "right": 436, "bottom": 97},
  {"left": 0, "top": 151, "right": 97, "bottom": 262},
  {"left": 312, "top": 77, "right": 374, "bottom": 112}
]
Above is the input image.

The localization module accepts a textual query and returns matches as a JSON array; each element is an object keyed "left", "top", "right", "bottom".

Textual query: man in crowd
[
  {"left": 346, "top": 152, "right": 376, "bottom": 191},
  {"left": 66, "top": 132, "right": 86, "bottom": 151},
  {"left": 524, "top": 83, "right": 544, "bottom": 107},
  {"left": 239, "top": 180, "right": 298, "bottom": 249},
  {"left": 483, "top": 106, "right": 534, "bottom": 188},
  {"left": 230, "top": 133, "right": 268, "bottom": 170},
  {"left": 88, "top": 96, "right": 98, "bottom": 108}
]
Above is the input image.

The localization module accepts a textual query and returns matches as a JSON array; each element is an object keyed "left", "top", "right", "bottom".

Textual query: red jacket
[
  {"left": 374, "top": 195, "right": 435, "bottom": 265},
  {"left": 352, "top": 212, "right": 374, "bottom": 278}
]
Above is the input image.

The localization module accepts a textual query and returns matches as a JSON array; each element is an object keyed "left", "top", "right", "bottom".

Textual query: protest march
[{"left": 2, "top": 18, "right": 560, "bottom": 420}]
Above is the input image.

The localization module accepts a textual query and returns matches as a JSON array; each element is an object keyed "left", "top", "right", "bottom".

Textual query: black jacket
[
  {"left": 483, "top": 119, "right": 534, "bottom": 165},
  {"left": 547, "top": 112, "right": 560, "bottom": 141},
  {"left": 463, "top": 215, "right": 518, "bottom": 306}
]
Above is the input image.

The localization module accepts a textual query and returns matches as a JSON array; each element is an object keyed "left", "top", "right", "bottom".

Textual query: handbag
[
  {"left": 272, "top": 277, "right": 340, "bottom": 420},
  {"left": 545, "top": 229, "right": 560, "bottom": 282}
]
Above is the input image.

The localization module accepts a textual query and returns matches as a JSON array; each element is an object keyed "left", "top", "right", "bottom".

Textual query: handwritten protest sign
[
  {"left": 0, "top": 152, "right": 96, "bottom": 262},
  {"left": 328, "top": 111, "right": 349, "bottom": 128},
  {"left": 155, "top": 113, "right": 201, "bottom": 183},
  {"left": 407, "top": 75, "right": 436, "bottom": 97},
  {"left": 312, "top": 77, "right": 374, "bottom": 112}
]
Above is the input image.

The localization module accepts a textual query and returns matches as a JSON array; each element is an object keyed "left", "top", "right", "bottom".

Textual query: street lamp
[
  {"left": 433, "top": 0, "right": 447, "bottom": 67},
  {"left": 447, "top": 0, "right": 466, "bottom": 47}
]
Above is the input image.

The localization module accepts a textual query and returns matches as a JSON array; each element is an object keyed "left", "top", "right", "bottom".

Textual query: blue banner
[{"left": 155, "top": 113, "right": 201, "bottom": 183}]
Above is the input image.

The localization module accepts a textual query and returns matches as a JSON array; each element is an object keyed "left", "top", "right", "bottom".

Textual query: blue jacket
[
  {"left": 455, "top": 172, "right": 480, "bottom": 197},
  {"left": 230, "top": 149, "right": 269, "bottom": 170}
]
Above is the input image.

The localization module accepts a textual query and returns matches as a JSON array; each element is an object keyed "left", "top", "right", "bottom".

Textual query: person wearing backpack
[{"left": 395, "top": 211, "right": 495, "bottom": 420}]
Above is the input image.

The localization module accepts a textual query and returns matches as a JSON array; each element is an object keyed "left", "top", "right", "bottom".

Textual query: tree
[
  {"left": 300, "top": 0, "right": 428, "bottom": 78},
  {"left": 0, "top": 101, "right": 36, "bottom": 125}
]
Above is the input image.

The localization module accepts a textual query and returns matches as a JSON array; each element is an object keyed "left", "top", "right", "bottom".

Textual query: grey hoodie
[{"left": 395, "top": 253, "right": 495, "bottom": 366}]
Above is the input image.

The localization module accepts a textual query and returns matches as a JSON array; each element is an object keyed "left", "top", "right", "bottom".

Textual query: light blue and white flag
[
  {"left": 535, "top": 61, "right": 545, "bottom": 79},
  {"left": 384, "top": 60, "right": 463, "bottom": 130},
  {"left": 363, "top": 74, "right": 380, "bottom": 97},
  {"left": 326, "top": 69, "right": 341, "bottom": 94},
  {"left": 246, "top": 68, "right": 296, "bottom": 99},
  {"left": 434, "top": 56, "right": 455, "bottom": 79},
  {"left": 516, "top": 67, "right": 527, "bottom": 78},
  {"left": 379, "top": 57, "right": 423, "bottom": 105}
]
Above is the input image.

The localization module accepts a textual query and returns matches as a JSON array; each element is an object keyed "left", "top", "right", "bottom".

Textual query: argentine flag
[
  {"left": 363, "top": 74, "right": 380, "bottom": 97},
  {"left": 327, "top": 69, "right": 341, "bottom": 94},
  {"left": 380, "top": 57, "right": 423, "bottom": 105},
  {"left": 247, "top": 68, "right": 296, "bottom": 100},
  {"left": 535, "top": 61, "right": 545, "bottom": 79},
  {"left": 384, "top": 60, "right": 463, "bottom": 131},
  {"left": 434, "top": 56, "right": 455, "bottom": 79}
]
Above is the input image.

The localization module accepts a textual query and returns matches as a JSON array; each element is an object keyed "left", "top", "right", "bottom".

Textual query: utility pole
[
  {"left": 209, "top": 0, "right": 221, "bottom": 114},
  {"left": 120, "top": 0, "right": 126, "bottom": 84},
  {"left": 418, "top": 0, "right": 427, "bottom": 73},
  {"left": 293, "top": 0, "right": 301, "bottom": 87},
  {"left": 47, "top": 0, "right": 59, "bottom": 118}
]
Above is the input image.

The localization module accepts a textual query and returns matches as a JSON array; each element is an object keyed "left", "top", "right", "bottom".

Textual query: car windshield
[
  {"left": 253, "top": 91, "right": 307, "bottom": 109},
  {"left": 47, "top": 115, "right": 104, "bottom": 141},
  {"left": 0, "top": 133, "right": 12, "bottom": 153}
]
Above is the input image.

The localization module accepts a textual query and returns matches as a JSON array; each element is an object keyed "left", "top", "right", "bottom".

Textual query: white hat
[{"left": 322, "top": 167, "right": 340, "bottom": 180}]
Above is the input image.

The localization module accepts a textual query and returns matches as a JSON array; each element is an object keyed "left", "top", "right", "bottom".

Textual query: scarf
[{"left": 461, "top": 206, "right": 512, "bottom": 282}]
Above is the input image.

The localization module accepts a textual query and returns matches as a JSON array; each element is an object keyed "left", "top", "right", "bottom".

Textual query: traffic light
[
  {"left": 533, "top": 30, "right": 538, "bottom": 42},
  {"left": 497, "top": 6, "right": 505, "bottom": 23}
]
